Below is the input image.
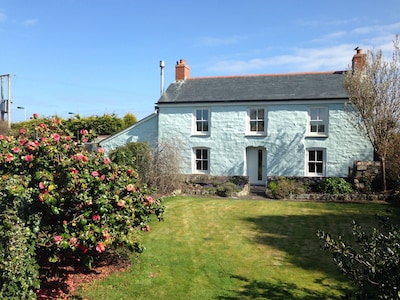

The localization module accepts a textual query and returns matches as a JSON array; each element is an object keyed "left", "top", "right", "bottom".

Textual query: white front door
[{"left": 247, "top": 147, "right": 266, "bottom": 185}]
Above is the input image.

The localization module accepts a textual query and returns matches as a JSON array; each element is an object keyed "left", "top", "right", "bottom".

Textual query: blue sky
[{"left": 1, "top": 0, "right": 400, "bottom": 123}]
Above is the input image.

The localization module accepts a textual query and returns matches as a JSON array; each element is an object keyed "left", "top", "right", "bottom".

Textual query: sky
[{"left": 1, "top": 0, "right": 400, "bottom": 123}]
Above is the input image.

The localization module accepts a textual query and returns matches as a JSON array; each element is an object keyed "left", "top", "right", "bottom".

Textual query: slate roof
[{"left": 157, "top": 71, "right": 348, "bottom": 104}]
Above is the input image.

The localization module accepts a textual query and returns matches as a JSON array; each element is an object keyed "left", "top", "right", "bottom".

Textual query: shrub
[
  {"left": 0, "top": 116, "right": 164, "bottom": 297},
  {"left": 317, "top": 217, "right": 400, "bottom": 299},
  {"left": 267, "top": 177, "right": 306, "bottom": 199},
  {"left": 318, "top": 178, "right": 353, "bottom": 194},
  {"left": 216, "top": 182, "right": 238, "bottom": 197}
]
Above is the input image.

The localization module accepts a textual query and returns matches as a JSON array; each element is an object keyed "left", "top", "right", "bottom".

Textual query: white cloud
[{"left": 205, "top": 22, "right": 400, "bottom": 75}]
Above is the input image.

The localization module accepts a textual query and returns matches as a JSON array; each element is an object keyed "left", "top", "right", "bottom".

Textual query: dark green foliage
[
  {"left": 0, "top": 178, "right": 40, "bottom": 299},
  {"left": 318, "top": 177, "right": 353, "bottom": 194},
  {"left": 317, "top": 217, "right": 400, "bottom": 299}
]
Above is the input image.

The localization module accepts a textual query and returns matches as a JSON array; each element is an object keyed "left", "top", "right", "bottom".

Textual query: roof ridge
[{"left": 187, "top": 71, "right": 344, "bottom": 80}]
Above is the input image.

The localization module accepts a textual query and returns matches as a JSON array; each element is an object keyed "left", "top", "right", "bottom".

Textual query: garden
[{"left": 77, "top": 196, "right": 400, "bottom": 299}]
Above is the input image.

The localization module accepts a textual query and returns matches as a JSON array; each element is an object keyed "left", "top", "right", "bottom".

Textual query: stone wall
[
  {"left": 350, "top": 160, "right": 381, "bottom": 192},
  {"left": 174, "top": 175, "right": 249, "bottom": 197}
]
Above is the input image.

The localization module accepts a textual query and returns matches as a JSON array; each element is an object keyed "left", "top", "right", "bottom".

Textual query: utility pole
[{"left": 0, "top": 74, "right": 11, "bottom": 127}]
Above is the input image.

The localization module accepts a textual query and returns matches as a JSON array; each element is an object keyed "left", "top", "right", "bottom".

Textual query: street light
[{"left": 17, "top": 106, "right": 26, "bottom": 121}]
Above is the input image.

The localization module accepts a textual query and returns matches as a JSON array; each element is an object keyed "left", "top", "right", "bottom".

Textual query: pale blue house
[{"left": 101, "top": 56, "right": 373, "bottom": 186}]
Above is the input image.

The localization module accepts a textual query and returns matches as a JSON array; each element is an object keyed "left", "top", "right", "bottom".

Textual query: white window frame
[
  {"left": 307, "top": 107, "right": 328, "bottom": 136},
  {"left": 306, "top": 148, "right": 326, "bottom": 177},
  {"left": 193, "top": 108, "right": 210, "bottom": 135},
  {"left": 246, "top": 107, "right": 266, "bottom": 135},
  {"left": 193, "top": 148, "right": 210, "bottom": 174}
]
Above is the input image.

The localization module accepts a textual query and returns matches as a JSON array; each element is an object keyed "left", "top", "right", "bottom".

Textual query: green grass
[{"left": 79, "top": 197, "right": 400, "bottom": 300}]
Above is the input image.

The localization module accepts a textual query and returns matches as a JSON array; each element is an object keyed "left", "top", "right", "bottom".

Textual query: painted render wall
[
  {"left": 100, "top": 113, "right": 158, "bottom": 153},
  {"left": 158, "top": 101, "right": 373, "bottom": 177}
]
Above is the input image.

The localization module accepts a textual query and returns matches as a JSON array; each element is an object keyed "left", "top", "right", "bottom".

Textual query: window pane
[
  {"left": 196, "top": 149, "right": 201, "bottom": 158},
  {"left": 258, "top": 122, "right": 264, "bottom": 131},
  {"left": 250, "top": 121, "right": 257, "bottom": 131},
  {"left": 318, "top": 124, "right": 325, "bottom": 133},
  {"left": 316, "top": 163, "right": 323, "bottom": 173},
  {"left": 310, "top": 108, "right": 318, "bottom": 120},
  {"left": 202, "top": 161, "right": 208, "bottom": 170},
  {"left": 250, "top": 110, "right": 256, "bottom": 120},
  {"left": 196, "top": 161, "right": 201, "bottom": 170},
  {"left": 317, "top": 150, "right": 323, "bottom": 161},
  {"left": 258, "top": 109, "right": 264, "bottom": 120},
  {"left": 203, "top": 110, "right": 208, "bottom": 121},
  {"left": 202, "top": 149, "right": 208, "bottom": 159},
  {"left": 309, "top": 163, "right": 315, "bottom": 172},
  {"left": 309, "top": 151, "right": 315, "bottom": 161},
  {"left": 196, "top": 110, "right": 202, "bottom": 120},
  {"left": 203, "top": 122, "right": 208, "bottom": 131},
  {"left": 197, "top": 123, "right": 202, "bottom": 131},
  {"left": 310, "top": 124, "right": 317, "bottom": 132}
]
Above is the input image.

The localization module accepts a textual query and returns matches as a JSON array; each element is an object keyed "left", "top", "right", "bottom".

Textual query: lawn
[{"left": 78, "top": 197, "right": 400, "bottom": 300}]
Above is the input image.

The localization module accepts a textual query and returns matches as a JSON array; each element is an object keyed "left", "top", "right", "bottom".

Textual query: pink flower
[
  {"left": 39, "top": 182, "right": 45, "bottom": 190},
  {"left": 19, "top": 139, "right": 27, "bottom": 146},
  {"left": 32, "top": 113, "right": 38, "bottom": 119},
  {"left": 12, "top": 147, "right": 20, "bottom": 153},
  {"left": 100, "top": 174, "right": 106, "bottom": 181},
  {"left": 54, "top": 235, "right": 62, "bottom": 245},
  {"left": 69, "top": 237, "right": 77, "bottom": 246},
  {"left": 65, "top": 136, "right": 71, "bottom": 141},
  {"left": 63, "top": 220, "right": 68, "bottom": 225},
  {"left": 143, "top": 225, "right": 150, "bottom": 232},
  {"left": 96, "top": 242, "right": 106, "bottom": 253},
  {"left": 51, "top": 133, "right": 60, "bottom": 142},
  {"left": 92, "top": 214, "right": 100, "bottom": 222},
  {"left": 70, "top": 167, "right": 78, "bottom": 174},
  {"left": 19, "top": 128, "right": 27, "bottom": 135},
  {"left": 103, "top": 157, "right": 111, "bottom": 164},
  {"left": 126, "top": 184, "right": 134, "bottom": 192},
  {"left": 127, "top": 169, "right": 133, "bottom": 176},
  {"left": 6, "top": 153, "right": 13, "bottom": 162},
  {"left": 38, "top": 194, "right": 44, "bottom": 202},
  {"left": 117, "top": 199, "right": 125, "bottom": 208},
  {"left": 91, "top": 171, "right": 99, "bottom": 177},
  {"left": 146, "top": 196, "right": 154, "bottom": 206},
  {"left": 0, "top": 135, "right": 3, "bottom": 140},
  {"left": 97, "top": 147, "right": 105, "bottom": 153},
  {"left": 80, "top": 129, "right": 88, "bottom": 135},
  {"left": 24, "top": 154, "right": 33, "bottom": 162},
  {"left": 25, "top": 141, "right": 37, "bottom": 152}
]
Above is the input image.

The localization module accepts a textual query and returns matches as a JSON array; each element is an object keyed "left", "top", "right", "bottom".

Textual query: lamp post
[{"left": 17, "top": 106, "right": 26, "bottom": 121}]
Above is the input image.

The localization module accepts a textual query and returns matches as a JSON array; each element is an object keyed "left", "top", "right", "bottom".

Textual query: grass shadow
[{"left": 217, "top": 274, "right": 343, "bottom": 300}]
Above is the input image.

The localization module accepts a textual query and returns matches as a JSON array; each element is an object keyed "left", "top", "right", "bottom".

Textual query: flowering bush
[{"left": 0, "top": 116, "right": 164, "bottom": 297}]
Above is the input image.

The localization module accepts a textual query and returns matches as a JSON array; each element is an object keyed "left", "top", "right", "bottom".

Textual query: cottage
[{"left": 100, "top": 53, "right": 373, "bottom": 186}]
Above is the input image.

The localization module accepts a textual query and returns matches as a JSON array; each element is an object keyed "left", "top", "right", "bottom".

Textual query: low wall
[{"left": 174, "top": 175, "right": 249, "bottom": 197}]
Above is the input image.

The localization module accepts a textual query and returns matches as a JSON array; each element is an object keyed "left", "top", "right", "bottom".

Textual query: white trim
[
  {"left": 307, "top": 107, "right": 328, "bottom": 137},
  {"left": 192, "top": 108, "right": 210, "bottom": 136},
  {"left": 305, "top": 148, "right": 326, "bottom": 177},
  {"left": 246, "top": 107, "right": 267, "bottom": 136},
  {"left": 192, "top": 147, "right": 210, "bottom": 174}
]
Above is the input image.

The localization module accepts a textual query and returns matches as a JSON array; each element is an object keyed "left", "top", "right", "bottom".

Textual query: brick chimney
[
  {"left": 175, "top": 59, "right": 190, "bottom": 81},
  {"left": 352, "top": 48, "right": 366, "bottom": 72}
]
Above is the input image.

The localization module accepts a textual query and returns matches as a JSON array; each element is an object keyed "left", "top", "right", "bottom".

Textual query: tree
[
  {"left": 344, "top": 35, "right": 400, "bottom": 191},
  {"left": 122, "top": 112, "right": 138, "bottom": 129}
]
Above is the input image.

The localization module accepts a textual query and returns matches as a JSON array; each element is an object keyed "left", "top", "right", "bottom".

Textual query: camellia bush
[{"left": 0, "top": 115, "right": 164, "bottom": 299}]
